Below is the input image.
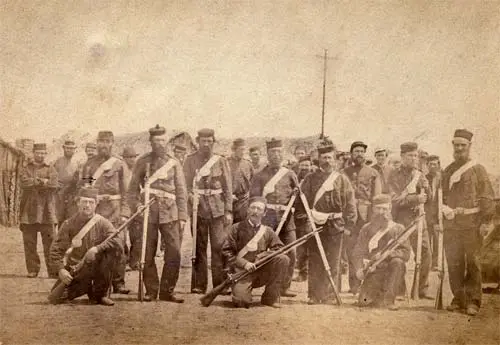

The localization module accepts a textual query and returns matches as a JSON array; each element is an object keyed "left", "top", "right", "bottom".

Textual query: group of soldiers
[{"left": 19, "top": 126, "right": 496, "bottom": 315}]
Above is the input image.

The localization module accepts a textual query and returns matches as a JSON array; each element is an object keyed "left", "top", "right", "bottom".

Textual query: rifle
[
  {"left": 138, "top": 163, "right": 151, "bottom": 302},
  {"left": 411, "top": 191, "right": 425, "bottom": 300},
  {"left": 434, "top": 187, "right": 444, "bottom": 310},
  {"left": 361, "top": 216, "right": 422, "bottom": 278},
  {"left": 275, "top": 188, "right": 298, "bottom": 236},
  {"left": 48, "top": 199, "right": 154, "bottom": 304},
  {"left": 298, "top": 190, "right": 343, "bottom": 305},
  {"left": 200, "top": 226, "right": 324, "bottom": 307},
  {"left": 191, "top": 169, "right": 200, "bottom": 292}
]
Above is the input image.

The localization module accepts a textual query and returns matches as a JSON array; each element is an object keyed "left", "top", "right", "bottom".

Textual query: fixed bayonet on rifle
[
  {"left": 138, "top": 163, "right": 151, "bottom": 302},
  {"left": 434, "top": 187, "right": 445, "bottom": 310},
  {"left": 275, "top": 188, "right": 299, "bottom": 236},
  {"left": 191, "top": 169, "right": 200, "bottom": 292},
  {"left": 48, "top": 199, "right": 155, "bottom": 304},
  {"left": 200, "top": 226, "right": 324, "bottom": 307}
]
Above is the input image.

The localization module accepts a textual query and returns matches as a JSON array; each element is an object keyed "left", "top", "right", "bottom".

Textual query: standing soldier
[
  {"left": 121, "top": 146, "right": 139, "bottom": 269},
  {"left": 425, "top": 155, "right": 442, "bottom": 270},
  {"left": 441, "top": 129, "right": 495, "bottom": 316},
  {"left": 249, "top": 138, "right": 299, "bottom": 297},
  {"left": 343, "top": 141, "right": 382, "bottom": 294},
  {"left": 54, "top": 140, "right": 80, "bottom": 225},
  {"left": 297, "top": 139, "right": 357, "bottom": 304},
  {"left": 173, "top": 144, "right": 188, "bottom": 165},
  {"left": 78, "top": 131, "right": 130, "bottom": 295},
  {"left": 372, "top": 147, "right": 393, "bottom": 194},
  {"left": 127, "top": 125, "right": 188, "bottom": 302},
  {"left": 293, "top": 155, "right": 314, "bottom": 282},
  {"left": 388, "top": 142, "right": 432, "bottom": 299},
  {"left": 121, "top": 146, "right": 138, "bottom": 188},
  {"left": 249, "top": 146, "right": 265, "bottom": 174},
  {"left": 183, "top": 128, "right": 233, "bottom": 294},
  {"left": 19, "top": 143, "right": 59, "bottom": 278},
  {"left": 228, "top": 138, "right": 254, "bottom": 223}
]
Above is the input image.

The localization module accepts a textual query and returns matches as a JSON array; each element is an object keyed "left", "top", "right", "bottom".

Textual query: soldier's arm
[
  {"left": 221, "top": 225, "right": 246, "bottom": 269},
  {"left": 175, "top": 162, "right": 188, "bottom": 222},
  {"left": 389, "top": 225, "right": 411, "bottom": 262},
  {"left": 388, "top": 172, "right": 418, "bottom": 208},
  {"left": 372, "top": 170, "right": 382, "bottom": 199},
  {"left": 221, "top": 157, "right": 233, "bottom": 212},
  {"left": 118, "top": 161, "right": 130, "bottom": 218},
  {"left": 126, "top": 159, "right": 144, "bottom": 213},
  {"left": 343, "top": 176, "right": 358, "bottom": 228},
  {"left": 45, "top": 165, "right": 59, "bottom": 189},
  {"left": 49, "top": 221, "right": 71, "bottom": 272},
  {"left": 183, "top": 157, "right": 194, "bottom": 194},
  {"left": 268, "top": 229, "right": 285, "bottom": 250},
  {"left": 475, "top": 165, "right": 495, "bottom": 223},
  {"left": 19, "top": 166, "right": 36, "bottom": 189},
  {"left": 249, "top": 172, "right": 263, "bottom": 197}
]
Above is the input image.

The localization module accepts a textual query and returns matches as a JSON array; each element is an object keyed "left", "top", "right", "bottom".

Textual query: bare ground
[{"left": 0, "top": 226, "right": 498, "bottom": 345}]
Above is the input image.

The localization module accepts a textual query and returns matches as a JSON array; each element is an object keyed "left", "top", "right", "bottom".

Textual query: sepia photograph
[{"left": 1, "top": 1, "right": 499, "bottom": 344}]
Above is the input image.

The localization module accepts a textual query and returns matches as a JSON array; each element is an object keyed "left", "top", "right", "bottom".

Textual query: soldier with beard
[
  {"left": 293, "top": 155, "right": 314, "bottom": 282},
  {"left": 78, "top": 131, "right": 130, "bottom": 295},
  {"left": 297, "top": 139, "right": 357, "bottom": 304},
  {"left": 343, "top": 141, "right": 382, "bottom": 294},
  {"left": 441, "top": 129, "right": 495, "bottom": 316},
  {"left": 353, "top": 194, "right": 411, "bottom": 311}
]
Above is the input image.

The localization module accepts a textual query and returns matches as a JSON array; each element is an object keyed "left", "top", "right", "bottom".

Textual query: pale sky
[{"left": 1, "top": 1, "right": 499, "bottom": 171}]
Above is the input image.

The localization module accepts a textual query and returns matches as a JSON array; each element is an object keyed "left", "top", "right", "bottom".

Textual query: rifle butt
[
  {"left": 138, "top": 267, "right": 144, "bottom": 302},
  {"left": 48, "top": 280, "right": 67, "bottom": 305},
  {"left": 411, "top": 266, "right": 420, "bottom": 300},
  {"left": 200, "top": 280, "right": 231, "bottom": 307},
  {"left": 434, "top": 276, "right": 444, "bottom": 310},
  {"left": 190, "top": 258, "right": 197, "bottom": 291}
]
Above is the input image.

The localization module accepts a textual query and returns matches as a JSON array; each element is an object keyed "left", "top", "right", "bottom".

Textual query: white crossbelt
[
  {"left": 197, "top": 189, "right": 223, "bottom": 196},
  {"left": 442, "top": 205, "right": 480, "bottom": 220},
  {"left": 142, "top": 188, "right": 176, "bottom": 200},
  {"left": 97, "top": 194, "right": 121, "bottom": 202},
  {"left": 267, "top": 204, "right": 288, "bottom": 212}
]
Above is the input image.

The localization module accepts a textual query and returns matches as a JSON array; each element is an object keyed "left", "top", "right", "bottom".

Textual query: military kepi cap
[
  {"left": 149, "top": 124, "right": 166, "bottom": 137},
  {"left": 317, "top": 138, "right": 335, "bottom": 154},
  {"left": 63, "top": 140, "right": 77, "bottom": 148},
  {"left": 232, "top": 138, "right": 246, "bottom": 148},
  {"left": 400, "top": 142, "right": 418, "bottom": 153},
  {"left": 350, "top": 141, "right": 367, "bottom": 152},
  {"left": 33, "top": 143, "right": 47, "bottom": 151},
  {"left": 248, "top": 196, "right": 267, "bottom": 207},
  {"left": 197, "top": 128, "right": 215, "bottom": 138},
  {"left": 266, "top": 138, "right": 282, "bottom": 150},
  {"left": 374, "top": 147, "right": 386, "bottom": 154},
  {"left": 122, "top": 146, "right": 138, "bottom": 157},
  {"left": 453, "top": 129, "right": 473, "bottom": 142},
  {"left": 78, "top": 187, "right": 99, "bottom": 200},
  {"left": 174, "top": 144, "right": 187, "bottom": 152},
  {"left": 372, "top": 194, "right": 391, "bottom": 207},
  {"left": 298, "top": 155, "right": 312, "bottom": 163},
  {"left": 85, "top": 142, "right": 97, "bottom": 149},
  {"left": 97, "top": 131, "right": 114, "bottom": 140}
]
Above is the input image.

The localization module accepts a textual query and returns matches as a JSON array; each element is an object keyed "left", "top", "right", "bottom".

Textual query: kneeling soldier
[
  {"left": 353, "top": 194, "right": 411, "bottom": 310},
  {"left": 49, "top": 187, "right": 123, "bottom": 306},
  {"left": 221, "top": 197, "right": 290, "bottom": 308}
]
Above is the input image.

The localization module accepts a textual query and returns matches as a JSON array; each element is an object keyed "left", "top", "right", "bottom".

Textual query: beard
[
  {"left": 372, "top": 213, "right": 390, "bottom": 226},
  {"left": 354, "top": 156, "right": 364, "bottom": 166},
  {"left": 298, "top": 169, "right": 309, "bottom": 180}
]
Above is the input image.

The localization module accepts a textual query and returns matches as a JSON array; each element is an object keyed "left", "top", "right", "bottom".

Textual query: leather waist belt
[
  {"left": 197, "top": 189, "right": 223, "bottom": 196},
  {"left": 143, "top": 189, "right": 176, "bottom": 200},
  {"left": 267, "top": 204, "right": 288, "bottom": 211},
  {"left": 97, "top": 194, "right": 121, "bottom": 202},
  {"left": 357, "top": 200, "right": 372, "bottom": 205},
  {"left": 461, "top": 207, "right": 480, "bottom": 215},
  {"left": 442, "top": 205, "right": 480, "bottom": 220}
]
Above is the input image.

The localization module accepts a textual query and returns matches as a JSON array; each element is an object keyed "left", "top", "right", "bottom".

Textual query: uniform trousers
[{"left": 20, "top": 223, "right": 56, "bottom": 276}]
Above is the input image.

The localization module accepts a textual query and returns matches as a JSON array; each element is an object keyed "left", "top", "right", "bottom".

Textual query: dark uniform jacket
[
  {"left": 222, "top": 220, "right": 284, "bottom": 270},
  {"left": 249, "top": 165, "right": 299, "bottom": 229},
  {"left": 343, "top": 164, "right": 382, "bottom": 222},
  {"left": 54, "top": 156, "right": 80, "bottom": 220},
  {"left": 442, "top": 160, "right": 494, "bottom": 230},
  {"left": 20, "top": 162, "right": 58, "bottom": 224},
  {"left": 388, "top": 166, "right": 430, "bottom": 227},
  {"left": 78, "top": 154, "right": 129, "bottom": 223},
  {"left": 352, "top": 220, "right": 411, "bottom": 272},
  {"left": 372, "top": 163, "right": 393, "bottom": 194},
  {"left": 425, "top": 171, "right": 442, "bottom": 227},
  {"left": 183, "top": 151, "right": 232, "bottom": 219},
  {"left": 127, "top": 152, "right": 188, "bottom": 224},
  {"left": 228, "top": 156, "right": 253, "bottom": 201},
  {"left": 49, "top": 213, "right": 122, "bottom": 272},
  {"left": 296, "top": 169, "right": 357, "bottom": 230}
]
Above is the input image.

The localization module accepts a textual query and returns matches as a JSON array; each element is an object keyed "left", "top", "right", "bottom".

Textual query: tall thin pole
[{"left": 320, "top": 49, "right": 327, "bottom": 139}]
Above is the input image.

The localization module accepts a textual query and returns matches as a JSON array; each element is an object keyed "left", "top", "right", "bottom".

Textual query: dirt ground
[{"left": 0, "top": 226, "right": 498, "bottom": 345}]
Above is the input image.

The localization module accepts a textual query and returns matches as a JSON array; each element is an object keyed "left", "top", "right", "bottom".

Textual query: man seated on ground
[
  {"left": 353, "top": 194, "right": 411, "bottom": 311},
  {"left": 48, "top": 187, "right": 122, "bottom": 306},
  {"left": 221, "top": 197, "right": 290, "bottom": 309}
]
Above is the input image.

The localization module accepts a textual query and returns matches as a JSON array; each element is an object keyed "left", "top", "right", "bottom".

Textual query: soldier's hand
[
  {"left": 244, "top": 262, "right": 257, "bottom": 272},
  {"left": 433, "top": 224, "right": 441, "bottom": 233},
  {"left": 179, "top": 220, "right": 186, "bottom": 229},
  {"left": 58, "top": 269, "right": 73, "bottom": 285},
  {"left": 85, "top": 246, "right": 99, "bottom": 263},
  {"left": 417, "top": 193, "right": 427, "bottom": 204},
  {"left": 356, "top": 269, "right": 365, "bottom": 281},
  {"left": 480, "top": 223, "right": 494, "bottom": 237},
  {"left": 224, "top": 212, "right": 233, "bottom": 226},
  {"left": 121, "top": 216, "right": 128, "bottom": 225}
]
